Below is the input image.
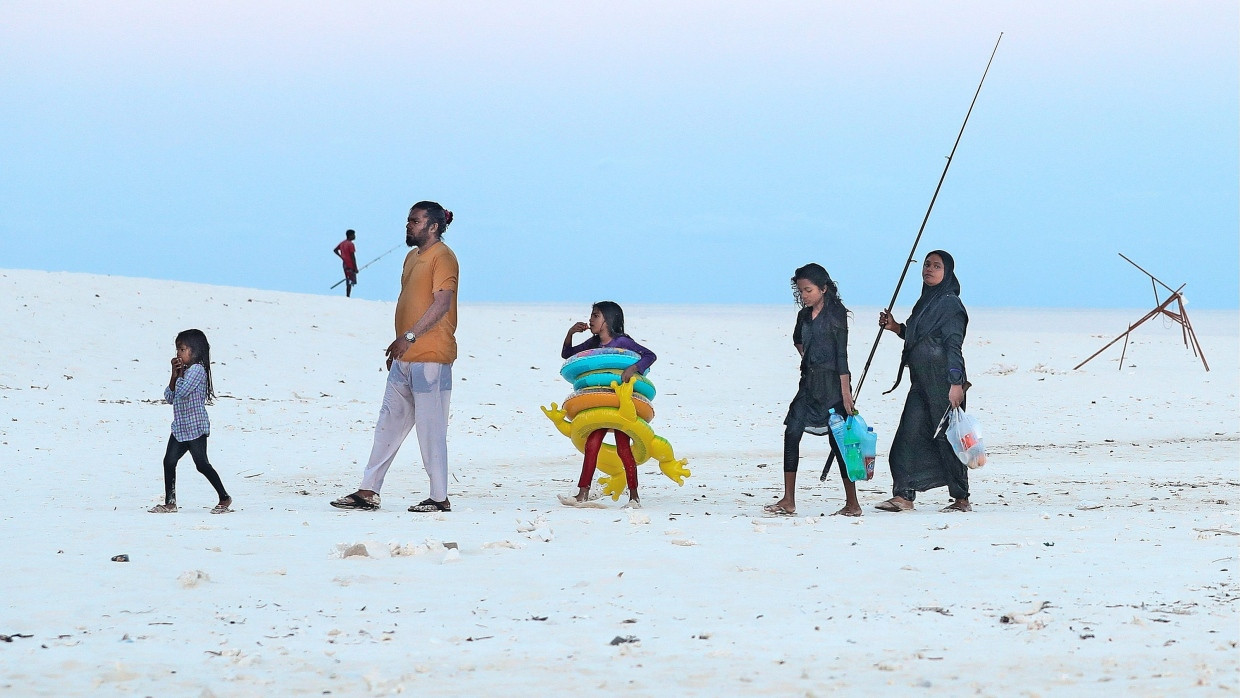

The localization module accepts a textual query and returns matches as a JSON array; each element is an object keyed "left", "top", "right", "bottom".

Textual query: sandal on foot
[
  {"left": 330, "top": 493, "right": 380, "bottom": 511},
  {"left": 211, "top": 499, "right": 233, "bottom": 514},
  {"left": 148, "top": 503, "right": 177, "bottom": 513},
  {"left": 941, "top": 500, "right": 972, "bottom": 513},
  {"left": 408, "top": 497, "right": 451, "bottom": 513},
  {"left": 763, "top": 502, "right": 795, "bottom": 516},
  {"left": 875, "top": 498, "right": 914, "bottom": 512},
  {"left": 831, "top": 506, "right": 862, "bottom": 517}
]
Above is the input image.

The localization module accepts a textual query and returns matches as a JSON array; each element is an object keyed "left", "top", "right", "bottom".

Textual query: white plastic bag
[{"left": 944, "top": 407, "right": 987, "bottom": 469}]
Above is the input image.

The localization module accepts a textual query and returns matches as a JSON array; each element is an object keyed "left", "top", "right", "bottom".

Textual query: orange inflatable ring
[{"left": 563, "top": 388, "right": 655, "bottom": 422}]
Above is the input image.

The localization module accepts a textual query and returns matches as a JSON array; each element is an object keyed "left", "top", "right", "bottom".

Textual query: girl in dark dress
[
  {"left": 875, "top": 250, "right": 971, "bottom": 513},
  {"left": 764, "top": 264, "right": 859, "bottom": 517}
]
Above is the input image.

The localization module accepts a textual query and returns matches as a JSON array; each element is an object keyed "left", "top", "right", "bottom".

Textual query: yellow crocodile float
[{"left": 542, "top": 376, "right": 690, "bottom": 499}]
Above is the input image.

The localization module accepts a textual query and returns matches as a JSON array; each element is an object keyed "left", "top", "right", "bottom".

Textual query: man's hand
[{"left": 385, "top": 337, "right": 411, "bottom": 370}]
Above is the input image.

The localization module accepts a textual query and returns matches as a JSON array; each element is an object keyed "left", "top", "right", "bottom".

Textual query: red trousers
[{"left": 578, "top": 429, "right": 638, "bottom": 493}]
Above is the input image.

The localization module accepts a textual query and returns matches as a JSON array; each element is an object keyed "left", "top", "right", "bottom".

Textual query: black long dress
[
  {"left": 887, "top": 251, "right": 970, "bottom": 501},
  {"left": 783, "top": 306, "right": 849, "bottom": 472}
]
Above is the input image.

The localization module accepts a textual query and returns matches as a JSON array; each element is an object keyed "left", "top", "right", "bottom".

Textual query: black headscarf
[
  {"left": 903, "top": 249, "right": 962, "bottom": 346},
  {"left": 884, "top": 249, "right": 966, "bottom": 394}
]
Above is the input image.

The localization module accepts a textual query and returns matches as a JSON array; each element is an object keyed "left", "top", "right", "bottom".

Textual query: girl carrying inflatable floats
[{"left": 541, "top": 301, "right": 690, "bottom": 508}]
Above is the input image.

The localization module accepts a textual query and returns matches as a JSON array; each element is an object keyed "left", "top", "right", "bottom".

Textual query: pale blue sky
[{"left": 1, "top": 1, "right": 1236, "bottom": 308}]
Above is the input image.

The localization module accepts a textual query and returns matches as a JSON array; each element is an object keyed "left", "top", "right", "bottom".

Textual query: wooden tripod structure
[{"left": 1074, "top": 253, "right": 1209, "bottom": 372}]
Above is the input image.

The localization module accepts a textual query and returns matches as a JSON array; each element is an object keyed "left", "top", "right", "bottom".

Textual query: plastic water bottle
[
  {"left": 844, "top": 412, "right": 867, "bottom": 445},
  {"left": 861, "top": 426, "right": 878, "bottom": 480},
  {"left": 828, "top": 409, "right": 847, "bottom": 444}
]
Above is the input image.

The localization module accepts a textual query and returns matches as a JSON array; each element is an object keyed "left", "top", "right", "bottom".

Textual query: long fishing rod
[
  {"left": 330, "top": 241, "right": 404, "bottom": 289},
  {"left": 820, "top": 33, "right": 1002, "bottom": 482}
]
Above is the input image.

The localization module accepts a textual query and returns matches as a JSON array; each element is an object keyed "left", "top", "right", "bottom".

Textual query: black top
[{"left": 793, "top": 306, "right": 849, "bottom": 376}]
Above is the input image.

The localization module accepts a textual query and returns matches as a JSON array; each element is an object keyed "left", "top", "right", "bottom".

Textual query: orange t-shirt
[{"left": 395, "top": 242, "right": 459, "bottom": 364}]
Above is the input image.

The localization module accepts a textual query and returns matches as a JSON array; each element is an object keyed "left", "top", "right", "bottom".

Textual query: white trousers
[{"left": 360, "top": 361, "right": 452, "bottom": 500}]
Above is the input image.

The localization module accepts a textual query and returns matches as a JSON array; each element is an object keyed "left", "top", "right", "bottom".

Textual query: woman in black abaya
[{"left": 875, "top": 250, "right": 972, "bottom": 513}]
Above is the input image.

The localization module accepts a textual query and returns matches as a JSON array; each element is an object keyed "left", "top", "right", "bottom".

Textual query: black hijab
[
  {"left": 903, "top": 249, "right": 963, "bottom": 346},
  {"left": 883, "top": 249, "right": 966, "bottom": 394}
]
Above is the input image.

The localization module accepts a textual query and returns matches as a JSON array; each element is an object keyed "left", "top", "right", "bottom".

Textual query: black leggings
[
  {"left": 162, "top": 434, "right": 229, "bottom": 505},
  {"left": 783, "top": 424, "right": 846, "bottom": 474}
]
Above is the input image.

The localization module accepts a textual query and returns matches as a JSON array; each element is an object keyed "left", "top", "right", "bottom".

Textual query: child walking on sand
[
  {"left": 560, "top": 301, "right": 655, "bottom": 509},
  {"left": 765, "top": 263, "right": 861, "bottom": 517},
  {"left": 149, "top": 329, "right": 232, "bottom": 514}
]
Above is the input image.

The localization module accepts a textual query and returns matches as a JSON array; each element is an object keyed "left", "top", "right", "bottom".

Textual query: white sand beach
[{"left": 0, "top": 268, "right": 1236, "bottom": 696}]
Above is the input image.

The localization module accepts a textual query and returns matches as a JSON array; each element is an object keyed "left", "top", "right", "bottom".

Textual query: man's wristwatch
[{"left": 404, "top": 331, "right": 417, "bottom": 343}]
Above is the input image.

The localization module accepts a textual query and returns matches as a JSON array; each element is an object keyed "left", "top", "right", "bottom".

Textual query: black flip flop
[
  {"left": 408, "top": 498, "right": 451, "bottom": 512},
  {"left": 330, "top": 493, "right": 379, "bottom": 511}
]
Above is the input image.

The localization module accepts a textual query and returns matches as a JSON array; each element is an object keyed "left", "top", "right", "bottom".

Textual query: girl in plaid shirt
[{"left": 149, "top": 329, "right": 232, "bottom": 514}]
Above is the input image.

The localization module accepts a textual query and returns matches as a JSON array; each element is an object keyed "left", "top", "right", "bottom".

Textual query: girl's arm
[
  {"left": 835, "top": 323, "right": 854, "bottom": 413},
  {"left": 562, "top": 323, "right": 593, "bottom": 359},
  {"left": 612, "top": 337, "right": 656, "bottom": 383},
  {"left": 840, "top": 373, "right": 854, "bottom": 415},
  {"left": 165, "top": 357, "right": 184, "bottom": 400}
]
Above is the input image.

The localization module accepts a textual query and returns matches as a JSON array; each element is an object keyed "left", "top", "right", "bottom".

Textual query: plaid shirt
[{"left": 165, "top": 363, "right": 211, "bottom": 442}]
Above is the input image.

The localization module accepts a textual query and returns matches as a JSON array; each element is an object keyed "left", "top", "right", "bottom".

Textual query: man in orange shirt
[
  {"left": 333, "top": 229, "right": 358, "bottom": 297},
  {"left": 331, "top": 202, "right": 459, "bottom": 513}
]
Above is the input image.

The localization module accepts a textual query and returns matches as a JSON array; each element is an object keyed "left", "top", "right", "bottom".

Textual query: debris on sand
[
  {"left": 342, "top": 543, "right": 370, "bottom": 558},
  {"left": 1001, "top": 600, "right": 1051, "bottom": 629},
  {"left": 178, "top": 570, "right": 210, "bottom": 588},
  {"left": 610, "top": 635, "right": 639, "bottom": 645}
]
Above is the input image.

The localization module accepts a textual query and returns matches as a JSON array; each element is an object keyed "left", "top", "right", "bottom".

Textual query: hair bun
[{"left": 443, "top": 210, "right": 454, "bottom": 227}]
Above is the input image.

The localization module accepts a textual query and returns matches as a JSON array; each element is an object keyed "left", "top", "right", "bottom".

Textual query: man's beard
[{"left": 406, "top": 234, "right": 416, "bottom": 248}]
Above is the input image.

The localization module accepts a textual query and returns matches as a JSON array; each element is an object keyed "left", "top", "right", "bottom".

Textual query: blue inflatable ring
[
  {"left": 559, "top": 348, "right": 642, "bottom": 382},
  {"left": 572, "top": 370, "right": 656, "bottom": 399}
]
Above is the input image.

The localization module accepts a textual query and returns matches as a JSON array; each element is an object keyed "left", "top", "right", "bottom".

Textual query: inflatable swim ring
[
  {"left": 559, "top": 348, "right": 643, "bottom": 382},
  {"left": 563, "top": 387, "right": 655, "bottom": 422},
  {"left": 542, "top": 369, "right": 689, "bottom": 499},
  {"left": 572, "top": 369, "right": 656, "bottom": 400}
]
